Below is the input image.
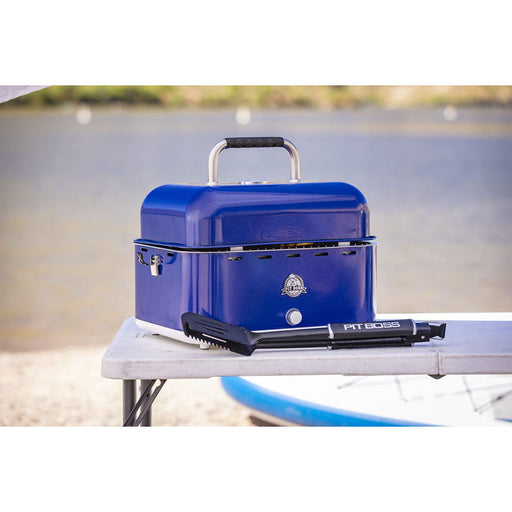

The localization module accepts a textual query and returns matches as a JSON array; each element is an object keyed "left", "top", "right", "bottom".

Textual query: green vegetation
[{"left": 3, "top": 85, "right": 512, "bottom": 109}]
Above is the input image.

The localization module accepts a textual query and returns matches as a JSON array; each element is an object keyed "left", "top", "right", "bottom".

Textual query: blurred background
[{"left": 1, "top": 85, "right": 511, "bottom": 425}]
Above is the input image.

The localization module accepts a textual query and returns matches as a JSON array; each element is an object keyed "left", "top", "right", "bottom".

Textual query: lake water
[{"left": 1, "top": 107, "right": 511, "bottom": 351}]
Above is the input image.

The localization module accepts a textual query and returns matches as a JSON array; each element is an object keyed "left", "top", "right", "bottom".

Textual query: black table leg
[
  {"left": 140, "top": 380, "right": 152, "bottom": 426},
  {"left": 122, "top": 379, "right": 166, "bottom": 427},
  {"left": 123, "top": 380, "right": 136, "bottom": 426}
]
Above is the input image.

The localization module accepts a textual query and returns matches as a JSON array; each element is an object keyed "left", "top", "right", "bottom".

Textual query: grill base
[{"left": 135, "top": 243, "right": 376, "bottom": 334}]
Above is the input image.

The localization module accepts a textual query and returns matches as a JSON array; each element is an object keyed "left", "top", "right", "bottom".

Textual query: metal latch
[{"left": 150, "top": 255, "right": 162, "bottom": 276}]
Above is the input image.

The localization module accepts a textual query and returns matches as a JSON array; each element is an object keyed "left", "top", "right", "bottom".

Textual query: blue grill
[{"left": 134, "top": 137, "right": 376, "bottom": 338}]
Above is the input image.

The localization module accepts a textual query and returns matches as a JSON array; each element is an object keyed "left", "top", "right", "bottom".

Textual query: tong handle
[{"left": 207, "top": 137, "right": 301, "bottom": 185}]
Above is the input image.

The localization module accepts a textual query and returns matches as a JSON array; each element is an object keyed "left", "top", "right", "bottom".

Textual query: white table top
[{"left": 101, "top": 314, "right": 512, "bottom": 379}]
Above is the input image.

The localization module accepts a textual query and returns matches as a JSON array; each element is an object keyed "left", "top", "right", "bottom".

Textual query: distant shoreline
[
  {"left": 1, "top": 85, "right": 512, "bottom": 110},
  {"left": 1, "top": 104, "right": 511, "bottom": 118}
]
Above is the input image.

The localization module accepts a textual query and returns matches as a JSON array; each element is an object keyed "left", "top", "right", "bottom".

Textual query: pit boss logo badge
[{"left": 281, "top": 274, "right": 307, "bottom": 297}]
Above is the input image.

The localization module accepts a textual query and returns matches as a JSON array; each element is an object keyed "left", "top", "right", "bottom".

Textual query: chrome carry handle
[{"left": 207, "top": 137, "right": 301, "bottom": 185}]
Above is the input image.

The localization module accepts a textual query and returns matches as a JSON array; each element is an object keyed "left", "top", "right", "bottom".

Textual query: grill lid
[{"left": 138, "top": 137, "right": 373, "bottom": 248}]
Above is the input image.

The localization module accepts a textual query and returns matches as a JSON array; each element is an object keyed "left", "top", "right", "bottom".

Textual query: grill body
[
  {"left": 135, "top": 243, "right": 376, "bottom": 333},
  {"left": 134, "top": 139, "right": 376, "bottom": 341}
]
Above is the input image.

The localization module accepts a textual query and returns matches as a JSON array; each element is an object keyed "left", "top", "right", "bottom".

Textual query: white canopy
[{"left": 0, "top": 85, "right": 46, "bottom": 104}]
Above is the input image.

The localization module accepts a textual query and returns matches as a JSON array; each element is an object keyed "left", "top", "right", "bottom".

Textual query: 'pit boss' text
[{"left": 343, "top": 321, "right": 401, "bottom": 330}]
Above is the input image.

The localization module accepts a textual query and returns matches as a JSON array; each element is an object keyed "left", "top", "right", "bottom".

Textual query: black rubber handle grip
[
  {"left": 330, "top": 319, "right": 416, "bottom": 340},
  {"left": 225, "top": 137, "right": 284, "bottom": 149}
]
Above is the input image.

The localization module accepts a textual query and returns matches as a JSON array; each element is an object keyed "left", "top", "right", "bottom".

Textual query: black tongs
[{"left": 181, "top": 313, "right": 446, "bottom": 356}]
